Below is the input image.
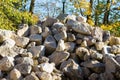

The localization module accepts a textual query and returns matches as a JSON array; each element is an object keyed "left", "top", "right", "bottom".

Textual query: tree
[
  {"left": 0, "top": 0, "right": 38, "bottom": 30},
  {"left": 29, "top": 0, "right": 35, "bottom": 14}
]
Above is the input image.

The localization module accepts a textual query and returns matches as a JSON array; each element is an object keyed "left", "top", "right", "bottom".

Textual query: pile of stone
[{"left": 0, "top": 15, "right": 120, "bottom": 80}]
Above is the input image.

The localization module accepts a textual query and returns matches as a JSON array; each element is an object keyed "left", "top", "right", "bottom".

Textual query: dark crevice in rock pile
[{"left": 0, "top": 15, "right": 120, "bottom": 80}]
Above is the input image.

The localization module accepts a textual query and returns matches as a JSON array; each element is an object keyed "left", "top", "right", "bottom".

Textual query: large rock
[
  {"left": 14, "top": 36, "right": 29, "bottom": 48},
  {"left": 28, "top": 46, "right": 45, "bottom": 58},
  {"left": 57, "top": 14, "right": 68, "bottom": 22},
  {"left": 10, "top": 68, "right": 21, "bottom": 80},
  {"left": 29, "top": 34, "right": 42, "bottom": 45},
  {"left": 104, "top": 54, "right": 120, "bottom": 80},
  {"left": 17, "top": 24, "right": 29, "bottom": 37},
  {"left": 0, "top": 29, "right": 14, "bottom": 42},
  {"left": 0, "top": 57, "right": 14, "bottom": 71},
  {"left": 81, "top": 60, "right": 105, "bottom": 73},
  {"left": 30, "top": 25, "right": 42, "bottom": 34},
  {"left": 48, "top": 51, "right": 70, "bottom": 66},
  {"left": 52, "top": 22, "right": 65, "bottom": 33},
  {"left": 39, "top": 63, "right": 55, "bottom": 73},
  {"left": 36, "top": 72, "right": 52, "bottom": 80},
  {"left": 66, "top": 20, "right": 91, "bottom": 35},
  {"left": 54, "top": 30, "right": 67, "bottom": 41},
  {"left": 60, "top": 59, "right": 83, "bottom": 80},
  {"left": 44, "top": 35, "right": 57, "bottom": 54},
  {"left": 15, "top": 63, "right": 32, "bottom": 75},
  {"left": 42, "top": 17, "right": 58, "bottom": 27},
  {"left": 76, "top": 16, "right": 87, "bottom": 23},
  {"left": 116, "top": 54, "right": 120, "bottom": 64},
  {"left": 0, "top": 46, "right": 17, "bottom": 57},
  {"left": 91, "top": 27, "right": 103, "bottom": 41},
  {"left": 76, "top": 47, "right": 90, "bottom": 60},
  {"left": 2, "top": 39, "right": 15, "bottom": 48}
]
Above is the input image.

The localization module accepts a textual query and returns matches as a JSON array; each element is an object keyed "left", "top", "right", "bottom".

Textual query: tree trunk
[
  {"left": 95, "top": 0, "right": 99, "bottom": 25},
  {"left": 87, "top": 0, "right": 93, "bottom": 22},
  {"left": 29, "top": 0, "right": 35, "bottom": 14},
  {"left": 103, "top": 0, "right": 110, "bottom": 24}
]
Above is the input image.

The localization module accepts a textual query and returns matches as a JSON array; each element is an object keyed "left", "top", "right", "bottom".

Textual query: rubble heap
[{"left": 0, "top": 15, "right": 120, "bottom": 80}]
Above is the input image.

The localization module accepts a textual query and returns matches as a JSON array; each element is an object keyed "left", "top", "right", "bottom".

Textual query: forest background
[{"left": 0, "top": 0, "right": 120, "bottom": 36}]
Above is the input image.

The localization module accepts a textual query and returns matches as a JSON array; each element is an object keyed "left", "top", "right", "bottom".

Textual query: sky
[{"left": 26, "top": 0, "right": 120, "bottom": 20}]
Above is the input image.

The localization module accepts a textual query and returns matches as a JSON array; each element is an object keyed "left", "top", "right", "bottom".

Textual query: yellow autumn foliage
[{"left": 101, "top": 22, "right": 120, "bottom": 37}]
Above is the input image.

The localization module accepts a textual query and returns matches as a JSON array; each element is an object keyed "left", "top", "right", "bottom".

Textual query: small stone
[
  {"left": 36, "top": 72, "right": 52, "bottom": 80},
  {"left": 81, "top": 67, "right": 91, "bottom": 79},
  {"left": 33, "top": 59, "right": 39, "bottom": 66},
  {"left": 28, "top": 45, "right": 45, "bottom": 58},
  {"left": 10, "top": 68, "right": 21, "bottom": 80},
  {"left": 20, "top": 52, "right": 33, "bottom": 58},
  {"left": 88, "top": 73, "right": 99, "bottom": 80},
  {"left": 56, "top": 39, "right": 65, "bottom": 51},
  {"left": 29, "top": 34, "right": 42, "bottom": 45},
  {"left": 65, "top": 42, "right": 76, "bottom": 52},
  {"left": 102, "top": 46, "right": 111, "bottom": 54},
  {"left": 111, "top": 45, "right": 120, "bottom": 54},
  {"left": 76, "top": 47, "right": 90, "bottom": 60},
  {"left": 81, "top": 40, "right": 87, "bottom": 47},
  {"left": 15, "top": 63, "right": 32, "bottom": 75},
  {"left": 95, "top": 42, "right": 105, "bottom": 51},
  {"left": 14, "top": 36, "right": 29, "bottom": 48},
  {"left": 15, "top": 57, "right": 33, "bottom": 66},
  {"left": 49, "top": 51, "right": 70, "bottom": 66},
  {"left": 76, "top": 39, "right": 82, "bottom": 44},
  {"left": 27, "top": 42, "right": 36, "bottom": 49},
  {"left": 0, "top": 57, "right": 14, "bottom": 71},
  {"left": 109, "top": 36, "right": 120, "bottom": 45},
  {"left": 67, "top": 33, "right": 76, "bottom": 42},
  {"left": 60, "top": 59, "right": 83, "bottom": 80},
  {"left": 84, "top": 37, "right": 96, "bottom": 46},
  {"left": 38, "top": 56, "right": 49, "bottom": 63},
  {"left": 39, "top": 63, "right": 55, "bottom": 73},
  {"left": 17, "top": 24, "right": 29, "bottom": 37},
  {"left": 44, "top": 35, "right": 57, "bottom": 54},
  {"left": 30, "top": 25, "right": 42, "bottom": 34},
  {"left": 91, "top": 52, "right": 103, "bottom": 60},
  {"left": 24, "top": 72, "right": 39, "bottom": 80}
]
